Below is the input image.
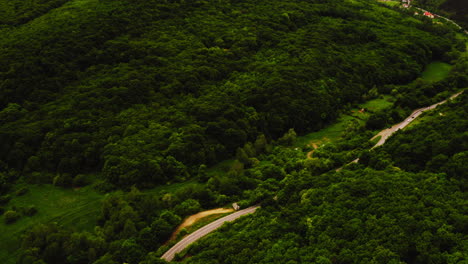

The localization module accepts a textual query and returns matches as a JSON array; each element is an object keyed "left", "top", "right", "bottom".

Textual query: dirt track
[
  {"left": 306, "top": 143, "right": 318, "bottom": 159},
  {"left": 168, "top": 208, "right": 234, "bottom": 242}
]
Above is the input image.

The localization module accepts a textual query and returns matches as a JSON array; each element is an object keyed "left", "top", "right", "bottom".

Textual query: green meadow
[{"left": 421, "top": 61, "right": 453, "bottom": 82}]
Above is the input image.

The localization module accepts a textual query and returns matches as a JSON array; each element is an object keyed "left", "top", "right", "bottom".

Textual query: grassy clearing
[
  {"left": 0, "top": 180, "right": 201, "bottom": 264},
  {"left": 360, "top": 95, "right": 394, "bottom": 111},
  {"left": 295, "top": 115, "right": 358, "bottom": 148},
  {"left": 379, "top": 0, "right": 400, "bottom": 7},
  {"left": 0, "top": 184, "right": 103, "bottom": 264},
  {"left": 206, "top": 159, "right": 236, "bottom": 177},
  {"left": 295, "top": 96, "right": 395, "bottom": 148},
  {"left": 421, "top": 61, "right": 452, "bottom": 82}
]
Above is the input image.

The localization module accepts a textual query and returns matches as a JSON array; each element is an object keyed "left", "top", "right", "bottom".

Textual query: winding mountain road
[
  {"left": 161, "top": 206, "right": 260, "bottom": 262},
  {"left": 371, "top": 90, "right": 463, "bottom": 148},
  {"left": 161, "top": 91, "right": 464, "bottom": 260},
  {"left": 341, "top": 90, "right": 464, "bottom": 168},
  {"left": 413, "top": 7, "right": 468, "bottom": 34}
]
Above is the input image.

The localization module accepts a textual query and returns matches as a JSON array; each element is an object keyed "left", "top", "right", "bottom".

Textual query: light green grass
[
  {"left": 421, "top": 61, "right": 452, "bottom": 82},
  {"left": 360, "top": 95, "right": 394, "bottom": 111},
  {"left": 295, "top": 114, "right": 359, "bottom": 147},
  {"left": 206, "top": 159, "right": 236, "bottom": 176},
  {"left": 379, "top": 0, "right": 400, "bottom": 7},
  {"left": 0, "top": 184, "right": 103, "bottom": 264},
  {"left": 295, "top": 96, "right": 394, "bottom": 148}
]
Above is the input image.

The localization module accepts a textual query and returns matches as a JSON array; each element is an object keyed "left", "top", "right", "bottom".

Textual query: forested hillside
[
  {"left": 0, "top": 0, "right": 69, "bottom": 25},
  {"left": 1, "top": 0, "right": 467, "bottom": 263},
  {"left": 0, "top": 0, "right": 460, "bottom": 189},
  {"left": 177, "top": 93, "right": 467, "bottom": 264}
]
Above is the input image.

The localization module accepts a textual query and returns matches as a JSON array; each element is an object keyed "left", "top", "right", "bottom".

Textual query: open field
[
  {"left": 421, "top": 61, "right": 452, "bottom": 82},
  {"left": 295, "top": 95, "right": 394, "bottom": 148},
  {"left": 0, "top": 184, "right": 103, "bottom": 264}
]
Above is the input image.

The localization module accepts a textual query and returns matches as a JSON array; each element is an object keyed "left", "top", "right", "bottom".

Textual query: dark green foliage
[
  {"left": 0, "top": 0, "right": 69, "bottom": 26},
  {"left": 181, "top": 170, "right": 466, "bottom": 264},
  {"left": 374, "top": 93, "right": 467, "bottom": 177},
  {"left": 72, "top": 174, "right": 89, "bottom": 187},
  {"left": 0, "top": 194, "right": 11, "bottom": 205},
  {"left": 15, "top": 187, "right": 28, "bottom": 196},
  {"left": 24, "top": 206, "right": 37, "bottom": 217},
  {"left": 4, "top": 210, "right": 20, "bottom": 224},
  {"left": 0, "top": 0, "right": 457, "bottom": 188},
  {"left": 3, "top": 0, "right": 467, "bottom": 263},
  {"left": 16, "top": 91, "right": 468, "bottom": 263}
]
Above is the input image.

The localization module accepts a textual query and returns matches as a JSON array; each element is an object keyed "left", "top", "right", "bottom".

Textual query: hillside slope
[
  {"left": 0, "top": 0, "right": 458, "bottom": 189},
  {"left": 178, "top": 94, "right": 467, "bottom": 264}
]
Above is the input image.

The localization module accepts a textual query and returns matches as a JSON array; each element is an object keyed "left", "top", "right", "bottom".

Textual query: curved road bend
[
  {"left": 371, "top": 90, "right": 464, "bottom": 148},
  {"left": 340, "top": 90, "right": 464, "bottom": 168},
  {"left": 162, "top": 91, "right": 464, "bottom": 258},
  {"left": 161, "top": 206, "right": 260, "bottom": 262},
  {"left": 413, "top": 7, "right": 468, "bottom": 34}
]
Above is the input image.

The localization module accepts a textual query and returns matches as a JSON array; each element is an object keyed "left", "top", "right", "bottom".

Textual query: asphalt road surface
[
  {"left": 161, "top": 206, "right": 260, "bottom": 262},
  {"left": 162, "top": 91, "right": 464, "bottom": 259},
  {"left": 371, "top": 90, "right": 463, "bottom": 148},
  {"left": 339, "top": 90, "right": 464, "bottom": 169}
]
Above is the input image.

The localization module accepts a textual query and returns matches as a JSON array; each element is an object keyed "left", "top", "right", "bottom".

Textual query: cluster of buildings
[
  {"left": 401, "top": 0, "right": 436, "bottom": 19},
  {"left": 401, "top": 0, "right": 411, "bottom": 8}
]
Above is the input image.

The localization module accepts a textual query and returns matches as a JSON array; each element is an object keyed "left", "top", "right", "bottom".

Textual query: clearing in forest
[{"left": 421, "top": 61, "right": 452, "bottom": 82}]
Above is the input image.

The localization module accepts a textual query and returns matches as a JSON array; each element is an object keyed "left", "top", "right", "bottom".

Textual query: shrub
[
  {"left": 0, "top": 195, "right": 11, "bottom": 205},
  {"left": 73, "top": 174, "right": 89, "bottom": 187},
  {"left": 28, "top": 172, "right": 54, "bottom": 184},
  {"left": 4, "top": 210, "right": 20, "bottom": 224},
  {"left": 53, "top": 173, "right": 72, "bottom": 187},
  {"left": 15, "top": 187, "right": 29, "bottom": 196},
  {"left": 24, "top": 206, "right": 38, "bottom": 216}
]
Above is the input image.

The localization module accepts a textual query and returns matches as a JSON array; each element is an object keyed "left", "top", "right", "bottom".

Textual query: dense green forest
[
  {"left": 0, "top": 0, "right": 467, "bottom": 263},
  {"left": 12, "top": 90, "right": 467, "bottom": 264},
  {"left": 175, "top": 94, "right": 467, "bottom": 264},
  {"left": 0, "top": 0, "right": 463, "bottom": 190}
]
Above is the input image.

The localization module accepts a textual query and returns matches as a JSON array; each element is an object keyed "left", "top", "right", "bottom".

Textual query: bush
[
  {"left": 15, "top": 187, "right": 29, "bottom": 196},
  {"left": 24, "top": 206, "right": 38, "bottom": 217},
  {"left": 93, "top": 180, "right": 117, "bottom": 193},
  {"left": 174, "top": 199, "right": 201, "bottom": 216},
  {"left": 73, "top": 174, "right": 89, "bottom": 187},
  {"left": 28, "top": 172, "right": 54, "bottom": 184},
  {"left": 53, "top": 173, "right": 72, "bottom": 187},
  {"left": 4, "top": 210, "right": 20, "bottom": 224},
  {"left": 0, "top": 195, "right": 11, "bottom": 205}
]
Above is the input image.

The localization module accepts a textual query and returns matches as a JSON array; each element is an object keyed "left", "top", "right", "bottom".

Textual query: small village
[
  {"left": 401, "top": 0, "right": 436, "bottom": 18},
  {"left": 380, "top": 0, "right": 467, "bottom": 34}
]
